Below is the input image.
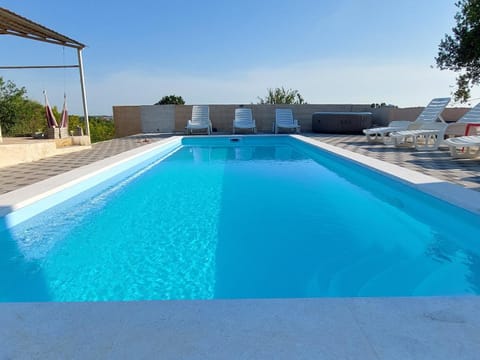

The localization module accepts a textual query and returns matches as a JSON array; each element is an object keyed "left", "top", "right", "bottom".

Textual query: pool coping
[
  {"left": 1, "top": 296, "right": 480, "bottom": 359},
  {"left": 1, "top": 134, "right": 480, "bottom": 358}
]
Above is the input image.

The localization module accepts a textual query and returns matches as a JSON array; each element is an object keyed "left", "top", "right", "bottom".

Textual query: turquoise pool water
[{"left": 1, "top": 136, "right": 480, "bottom": 301}]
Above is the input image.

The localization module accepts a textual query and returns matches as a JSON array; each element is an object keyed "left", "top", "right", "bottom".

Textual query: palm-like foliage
[{"left": 257, "top": 87, "right": 306, "bottom": 104}]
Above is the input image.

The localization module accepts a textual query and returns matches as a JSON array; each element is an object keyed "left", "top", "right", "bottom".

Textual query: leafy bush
[
  {"left": 69, "top": 115, "right": 115, "bottom": 143},
  {"left": 0, "top": 77, "right": 45, "bottom": 136},
  {"left": 257, "top": 87, "right": 306, "bottom": 104},
  {"left": 155, "top": 95, "right": 185, "bottom": 105}
]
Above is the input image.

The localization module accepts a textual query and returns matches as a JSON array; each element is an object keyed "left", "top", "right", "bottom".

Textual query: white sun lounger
[
  {"left": 185, "top": 105, "right": 212, "bottom": 135},
  {"left": 362, "top": 120, "right": 411, "bottom": 144},
  {"left": 233, "top": 108, "right": 256, "bottom": 134},
  {"left": 274, "top": 108, "right": 300, "bottom": 134},
  {"left": 363, "top": 97, "right": 451, "bottom": 144},
  {"left": 444, "top": 102, "right": 480, "bottom": 137},
  {"left": 390, "top": 122, "right": 449, "bottom": 151},
  {"left": 444, "top": 136, "right": 480, "bottom": 158},
  {"left": 391, "top": 102, "right": 480, "bottom": 151}
]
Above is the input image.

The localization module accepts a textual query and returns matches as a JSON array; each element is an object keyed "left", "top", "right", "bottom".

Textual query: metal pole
[
  {"left": 77, "top": 48, "right": 91, "bottom": 138},
  {"left": 0, "top": 65, "right": 79, "bottom": 69}
]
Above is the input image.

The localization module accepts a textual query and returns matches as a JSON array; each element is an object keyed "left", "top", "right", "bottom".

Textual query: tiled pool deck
[{"left": 1, "top": 133, "right": 480, "bottom": 359}]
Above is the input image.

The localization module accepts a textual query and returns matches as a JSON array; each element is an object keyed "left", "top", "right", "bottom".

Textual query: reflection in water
[
  {"left": 234, "top": 147, "right": 254, "bottom": 160},
  {"left": 274, "top": 146, "right": 293, "bottom": 161},
  {"left": 190, "top": 146, "right": 211, "bottom": 163}
]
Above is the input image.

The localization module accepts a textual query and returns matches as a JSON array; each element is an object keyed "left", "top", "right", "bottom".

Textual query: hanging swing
[
  {"left": 44, "top": 90, "right": 68, "bottom": 139},
  {"left": 44, "top": 46, "right": 69, "bottom": 139}
]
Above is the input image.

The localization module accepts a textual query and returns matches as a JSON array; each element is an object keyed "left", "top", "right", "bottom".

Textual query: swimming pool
[{"left": 1, "top": 135, "right": 480, "bottom": 301}]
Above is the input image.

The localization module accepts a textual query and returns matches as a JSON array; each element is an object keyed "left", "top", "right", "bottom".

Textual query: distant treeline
[{"left": 69, "top": 115, "right": 115, "bottom": 143}]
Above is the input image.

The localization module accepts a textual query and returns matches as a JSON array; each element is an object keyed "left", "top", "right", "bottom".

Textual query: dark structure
[{"left": 312, "top": 112, "right": 372, "bottom": 134}]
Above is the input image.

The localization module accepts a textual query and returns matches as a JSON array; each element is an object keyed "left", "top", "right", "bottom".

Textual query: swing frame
[{"left": 0, "top": 7, "right": 90, "bottom": 139}]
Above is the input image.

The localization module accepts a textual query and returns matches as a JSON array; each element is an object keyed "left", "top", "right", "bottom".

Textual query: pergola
[{"left": 0, "top": 6, "right": 90, "bottom": 138}]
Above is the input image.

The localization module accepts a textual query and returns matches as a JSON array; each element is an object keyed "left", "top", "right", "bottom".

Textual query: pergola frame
[{"left": 0, "top": 7, "right": 90, "bottom": 137}]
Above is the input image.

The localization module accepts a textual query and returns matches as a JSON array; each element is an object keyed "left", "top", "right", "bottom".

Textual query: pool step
[
  {"left": 357, "top": 256, "right": 442, "bottom": 296},
  {"left": 326, "top": 252, "right": 399, "bottom": 297},
  {"left": 412, "top": 261, "right": 474, "bottom": 296},
  {"left": 305, "top": 245, "right": 366, "bottom": 297}
]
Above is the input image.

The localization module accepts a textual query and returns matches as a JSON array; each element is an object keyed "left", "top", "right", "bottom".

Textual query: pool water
[{"left": 1, "top": 138, "right": 480, "bottom": 301}]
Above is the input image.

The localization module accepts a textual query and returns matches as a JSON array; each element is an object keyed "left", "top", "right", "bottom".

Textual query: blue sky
[{"left": 0, "top": 0, "right": 474, "bottom": 115}]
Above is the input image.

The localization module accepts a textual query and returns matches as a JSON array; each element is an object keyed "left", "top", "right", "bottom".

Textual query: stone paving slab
[
  {"left": 1, "top": 297, "right": 480, "bottom": 359},
  {"left": 0, "top": 133, "right": 479, "bottom": 195}
]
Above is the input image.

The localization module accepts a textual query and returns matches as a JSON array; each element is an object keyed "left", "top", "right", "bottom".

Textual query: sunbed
[{"left": 363, "top": 97, "right": 451, "bottom": 144}]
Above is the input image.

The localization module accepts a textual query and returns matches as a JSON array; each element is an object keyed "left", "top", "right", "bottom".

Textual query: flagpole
[{"left": 77, "top": 48, "right": 90, "bottom": 140}]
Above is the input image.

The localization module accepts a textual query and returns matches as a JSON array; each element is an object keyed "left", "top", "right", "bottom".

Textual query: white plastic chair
[
  {"left": 273, "top": 108, "right": 300, "bottom": 134},
  {"left": 392, "top": 101, "right": 480, "bottom": 151},
  {"left": 185, "top": 105, "right": 212, "bottom": 135},
  {"left": 233, "top": 108, "right": 256, "bottom": 134},
  {"left": 363, "top": 97, "right": 451, "bottom": 144}
]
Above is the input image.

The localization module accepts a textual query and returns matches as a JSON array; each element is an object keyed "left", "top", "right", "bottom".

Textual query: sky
[{"left": 0, "top": 0, "right": 476, "bottom": 115}]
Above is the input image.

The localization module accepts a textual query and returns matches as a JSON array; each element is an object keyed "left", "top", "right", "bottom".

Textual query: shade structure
[
  {"left": 0, "top": 6, "right": 90, "bottom": 137},
  {"left": 0, "top": 7, "right": 84, "bottom": 48}
]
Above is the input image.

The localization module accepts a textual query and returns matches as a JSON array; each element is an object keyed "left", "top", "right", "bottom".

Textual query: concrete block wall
[
  {"left": 141, "top": 105, "right": 175, "bottom": 133},
  {"left": 113, "top": 106, "right": 142, "bottom": 138},
  {"left": 113, "top": 104, "right": 471, "bottom": 137},
  {"left": 114, "top": 104, "right": 376, "bottom": 136},
  {"left": 371, "top": 107, "right": 469, "bottom": 126},
  {"left": 175, "top": 104, "right": 377, "bottom": 133}
]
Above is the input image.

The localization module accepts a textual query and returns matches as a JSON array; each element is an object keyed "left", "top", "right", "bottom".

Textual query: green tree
[
  {"left": 89, "top": 117, "right": 115, "bottom": 143},
  {"left": 68, "top": 115, "right": 115, "bottom": 143},
  {"left": 436, "top": 0, "right": 480, "bottom": 102},
  {"left": 257, "top": 87, "right": 306, "bottom": 104},
  {"left": 155, "top": 94, "right": 185, "bottom": 105},
  {"left": 9, "top": 100, "right": 45, "bottom": 136},
  {"left": 0, "top": 76, "right": 27, "bottom": 134},
  {"left": 0, "top": 77, "right": 45, "bottom": 136}
]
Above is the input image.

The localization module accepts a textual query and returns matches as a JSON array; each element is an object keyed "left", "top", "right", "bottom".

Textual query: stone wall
[
  {"left": 113, "top": 106, "right": 142, "bottom": 138},
  {"left": 0, "top": 138, "right": 91, "bottom": 168},
  {"left": 372, "top": 107, "right": 469, "bottom": 126},
  {"left": 113, "top": 104, "right": 376, "bottom": 136},
  {"left": 140, "top": 105, "right": 175, "bottom": 133},
  {"left": 112, "top": 104, "right": 472, "bottom": 137}
]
